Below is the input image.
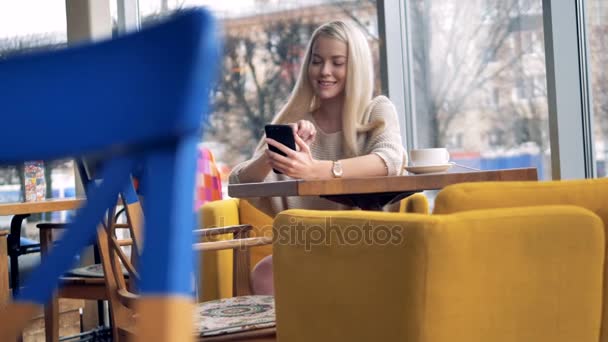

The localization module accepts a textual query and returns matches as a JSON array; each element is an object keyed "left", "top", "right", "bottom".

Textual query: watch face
[{"left": 332, "top": 161, "right": 343, "bottom": 177}]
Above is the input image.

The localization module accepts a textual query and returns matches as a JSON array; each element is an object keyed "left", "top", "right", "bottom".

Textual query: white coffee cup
[{"left": 409, "top": 148, "right": 450, "bottom": 166}]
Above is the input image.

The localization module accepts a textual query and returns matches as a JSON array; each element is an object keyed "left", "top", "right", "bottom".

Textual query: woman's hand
[
  {"left": 289, "top": 120, "right": 316, "bottom": 147},
  {"left": 265, "top": 134, "right": 322, "bottom": 179}
]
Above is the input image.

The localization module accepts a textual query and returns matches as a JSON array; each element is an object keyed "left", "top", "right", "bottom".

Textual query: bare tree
[
  {"left": 410, "top": 0, "right": 541, "bottom": 148},
  {"left": 590, "top": 23, "right": 608, "bottom": 151},
  {"left": 334, "top": 0, "right": 378, "bottom": 40},
  {"left": 504, "top": 70, "right": 548, "bottom": 150},
  {"left": 0, "top": 34, "right": 64, "bottom": 60},
  {"left": 205, "top": 2, "right": 383, "bottom": 165},
  {"left": 504, "top": 7, "right": 608, "bottom": 160},
  {"left": 205, "top": 20, "right": 317, "bottom": 165}
]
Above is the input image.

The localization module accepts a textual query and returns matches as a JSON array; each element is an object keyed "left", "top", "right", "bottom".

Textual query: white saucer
[{"left": 404, "top": 162, "right": 454, "bottom": 175}]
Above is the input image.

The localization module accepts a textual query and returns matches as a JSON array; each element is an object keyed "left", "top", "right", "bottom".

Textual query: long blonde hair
[{"left": 259, "top": 20, "right": 382, "bottom": 157}]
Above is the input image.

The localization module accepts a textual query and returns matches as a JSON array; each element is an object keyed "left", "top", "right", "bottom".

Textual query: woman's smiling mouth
[{"left": 318, "top": 80, "right": 336, "bottom": 88}]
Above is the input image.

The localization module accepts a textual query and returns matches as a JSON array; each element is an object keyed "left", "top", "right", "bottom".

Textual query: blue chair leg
[{"left": 137, "top": 136, "right": 198, "bottom": 342}]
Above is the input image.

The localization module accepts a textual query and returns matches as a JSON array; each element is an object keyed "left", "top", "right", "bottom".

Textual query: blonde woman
[{"left": 229, "top": 20, "right": 406, "bottom": 294}]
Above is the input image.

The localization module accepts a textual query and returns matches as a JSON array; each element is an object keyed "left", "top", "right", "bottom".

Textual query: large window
[
  {"left": 138, "top": 0, "right": 380, "bottom": 183},
  {"left": 408, "top": 0, "right": 550, "bottom": 179},
  {"left": 0, "top": 1, "right": 73, "bottom": 226},
  {"left": 0, "top": 1, "right": 67, "bottom": 58},
  {"left": 589, "top": 0, "right": 608, "bottom": 176}
]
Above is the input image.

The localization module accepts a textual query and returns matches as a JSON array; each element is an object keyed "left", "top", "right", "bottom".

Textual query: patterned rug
[{"left": 195, "top": 295, "right": 275, "bottom": 337}]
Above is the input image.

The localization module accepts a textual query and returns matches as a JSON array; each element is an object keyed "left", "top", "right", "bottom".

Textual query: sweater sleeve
[
  {"left": 363, "top": 96, "right": 406, "bottom": 176},
  {"left": 228, "top": 160, "right": 247, "bottom": 184},
  {"left": 228, "top": 148, "right": 264, "bottom": 184}
]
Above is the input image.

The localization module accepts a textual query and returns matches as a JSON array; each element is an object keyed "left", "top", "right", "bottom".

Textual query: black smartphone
[{"left": 265, "top": 124, "right": 296, "bottom": 174}]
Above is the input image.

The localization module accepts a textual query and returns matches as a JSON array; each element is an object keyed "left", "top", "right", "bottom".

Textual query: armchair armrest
[
  {"left": 193, "top": 236, "right": 272, "bottom": 252},
  {"left": 194, "top": 226, "right": 272, "bottom": 296},
  {"left": 194, "top": 224, "right": 252, "bottom": 238}
]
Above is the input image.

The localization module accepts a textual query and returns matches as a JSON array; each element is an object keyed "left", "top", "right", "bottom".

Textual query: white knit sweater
[{"left": 229, "top": 96, "right": 406, "bottom": 217}]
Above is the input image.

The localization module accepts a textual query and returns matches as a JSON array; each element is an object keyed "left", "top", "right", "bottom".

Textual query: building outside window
[
  {"left": 6, "top": 0, "right": 605, "bottom": 208},
  {"left": 408, "top": 0, "right": 549, "bottom": 178},
  {"left": 137, "top": 0, "right": 381, "bottom": 187},
  {"left": 588, "top": 0, "right": 608, "bottom": 176}
]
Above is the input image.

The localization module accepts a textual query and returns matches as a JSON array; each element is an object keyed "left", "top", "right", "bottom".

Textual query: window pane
[
  {"left": 138, "top": 1, "right": 381, "bottom": 190},
  {"left": 0, "top": 1, "right": 73, "bottom": 227},
  {"left": 588, "top": 0, "right": 608, "bottom": 177},
  {"left": 409, "top": 0, "right": 551, "bottom": 179},
  {"left": 0, "top": 0, "right": 67, "bottom": 59}
]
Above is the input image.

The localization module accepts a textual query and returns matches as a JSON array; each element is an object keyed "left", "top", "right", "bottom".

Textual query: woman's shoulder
[
  {"left": 370, "top": 95, "right": 393, "bottom": 106},
  {"left": 367, "top": 95, "right": 398, "bottom": 119}
]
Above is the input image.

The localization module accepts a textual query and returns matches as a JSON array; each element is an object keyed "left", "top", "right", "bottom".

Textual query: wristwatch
[{"left": 331, "top": 160, "right": 343, "bottom": 178}]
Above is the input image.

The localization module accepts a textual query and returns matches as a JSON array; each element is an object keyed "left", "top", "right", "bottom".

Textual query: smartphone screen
[{"left": 264, "top": 124, "right": 296, "bottom": 174}]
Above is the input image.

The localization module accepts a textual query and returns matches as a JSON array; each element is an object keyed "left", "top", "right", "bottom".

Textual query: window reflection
[
  {"left": 0, "top": 0, "right": 72, "bottom": 228},
  {"left": 141, "top": 1, "right": 381, "bottom": 182},
  {"left": 409, "top": 0, "right": 550, "bottom": 179},
  {"left": 589, "top": 0, "right": 608, "bottom": 177}
]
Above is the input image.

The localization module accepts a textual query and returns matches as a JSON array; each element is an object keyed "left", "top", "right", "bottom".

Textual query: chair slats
[{"left": 194, "top": 224, "right": 253, "bottom": 238}]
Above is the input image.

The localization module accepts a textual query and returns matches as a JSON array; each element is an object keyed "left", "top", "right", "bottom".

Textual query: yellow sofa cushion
[
  {"left": 433, "top": 177, "right": 608, "bottom": 342},
  {"left": 199, "top": 199, "right": 273, "bottom": 300},
  {"left": 273, "top": 206, "right": 604, "bottom": 342},
  {"left": 434, "top": 178, "right": 608, "bottom": 221},
  {"left": 398, "top": 192, "right": 430, "bottom": 214},
  {"left": 199, "top": 198, "right": 241, "bottom": 300},
  {"left": 238, "top": 200, "right": 273, "bottom": 268}
]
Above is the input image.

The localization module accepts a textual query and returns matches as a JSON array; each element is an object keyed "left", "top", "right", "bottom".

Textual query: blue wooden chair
[{"left": 0, "top": 8, "right": 220, "bottom": 342}]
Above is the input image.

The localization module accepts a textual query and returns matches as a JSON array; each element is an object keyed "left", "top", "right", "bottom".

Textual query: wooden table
[
  {"left": 228, "top": 167, "right": 538, "bottom": 210},
  {"left": 0, "top": 198, "right": 84, "bottom": 304},
  {"left": 0, "top": 198, "right": 84, "bottom": 216}
]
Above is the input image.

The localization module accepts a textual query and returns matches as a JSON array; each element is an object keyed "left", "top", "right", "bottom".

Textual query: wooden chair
[
  {"left": 99, "top": 190, "right": 276, "bottom": 341},
  {"left": 0, "top": 9, "right": 222, "bottom": 342},
  {"left": 35, "top": 216, "right": 126, "bottom": 341},
  {"left": 30, "top": 160, "right": 129, "bottom": 342}
]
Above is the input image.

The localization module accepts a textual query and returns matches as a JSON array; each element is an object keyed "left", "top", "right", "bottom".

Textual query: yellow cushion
[
  {"left": 199, "top": 198, "right": 241, "bottom": 301},
  {"left": 398, "top": 192, "right": 430, "bottom": 214},
  {"left": 273, "top": 206, "right": 604, "bottom": 342},
  {"left": 433, "top": 177, "right": 608, "bottom": 342},
  {"left": 199, "top": 199, "right": 273, "bottom": 300},
  {"left": 434, "top": 178, "right": 608, "bottom": 222},
  {"left": 238, "top": 200, "right": 273, "bottom": 269}
]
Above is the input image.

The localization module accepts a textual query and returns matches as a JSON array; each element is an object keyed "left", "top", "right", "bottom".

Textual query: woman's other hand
[
  {"left": 290, "top": 120, "right": 316, "bottom": 146},
  {"left": 265, "top": 134, "right": 326, "bottom": 179}
]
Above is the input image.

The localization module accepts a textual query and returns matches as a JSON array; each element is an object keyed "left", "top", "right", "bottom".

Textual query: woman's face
[{"left": 308, "top": 35, "right": 348, "bottom": 101}]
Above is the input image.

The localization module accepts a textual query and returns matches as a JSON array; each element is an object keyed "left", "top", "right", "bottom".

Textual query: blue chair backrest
[
  {"left": 0, "top": 9, "right": 218, "bottom": 164},
  {"left": 0, "top": 9, "right": 220, "bottom": 340}
]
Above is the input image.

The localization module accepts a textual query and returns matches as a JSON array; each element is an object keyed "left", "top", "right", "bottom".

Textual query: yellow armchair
[
  {"left": 198, "top": 198, "right": 273, "bottom": 300},
  {"left": 199, "top": 193, "right": 429, "bottom": 300},
  {"left": 433, "top": 177, "right": 608, "bottom": 341},
  {"left": 273, "top": 206, "right": 604, "bottom": 342}
]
